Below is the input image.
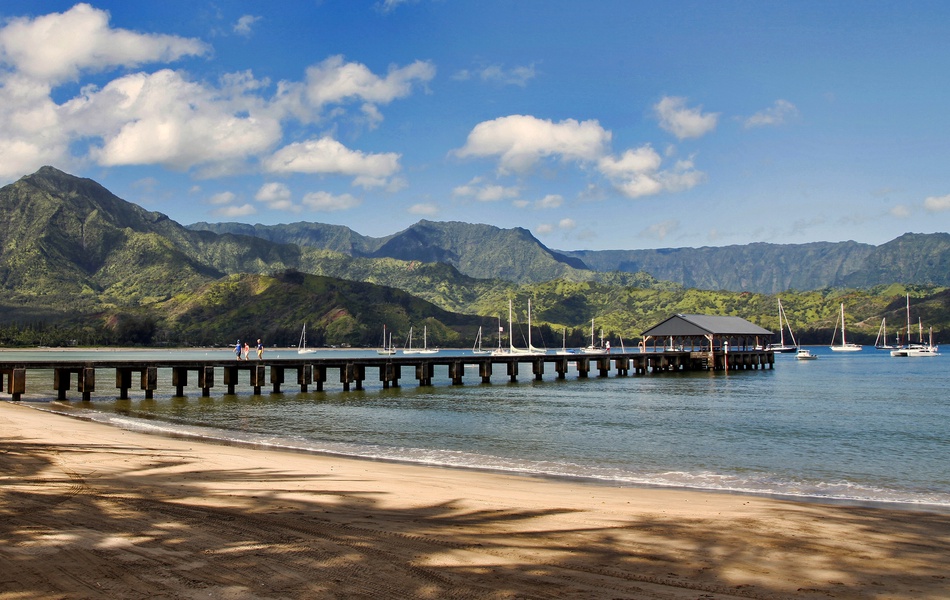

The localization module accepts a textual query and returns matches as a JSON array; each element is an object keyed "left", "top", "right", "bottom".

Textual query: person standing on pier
[
  {"left": 235, "top": 340, "right": 242, "bottom": 360},
  {"left": 257, "top": 339, "right": 264, "bottom": 360},
  {"left": 242, "top": 342, "right": 250, "bottom": 360}
]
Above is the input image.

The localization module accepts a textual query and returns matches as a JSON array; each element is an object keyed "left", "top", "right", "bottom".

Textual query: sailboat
[
  {"left": 829, "top": 303, "right": 862, "bottom": 352},
  {"left": 891, "top": 294, "right": 940, "bottom": 357},
  {"left": 377, "top": 324, "right": 396, "bottom": 355},
  {"left": 495, "top": 299, "right": 545, "bottom": 355},
  {"left": 403, "top": 325, "right": 438, "bottom": 354},
  {"left": 472, "top": 326, "right": 489, "bottom": 354},
  {"left": 297, "top": 323, "right": 316, "bottom": 354},
  {"left": 556, "top": 328, "right": 578, "bottom": 355},
  {"left": 873, "top": 317, "right": 898, "bottom": 350},
  {"left": 769, "top": 298, "right": 798, "bottom": 353},
  {"left": 582, "top": 319, "right": 606, "bottom": 354}
]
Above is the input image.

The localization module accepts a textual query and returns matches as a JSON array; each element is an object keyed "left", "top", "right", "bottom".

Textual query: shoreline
[
  {"left": 22, "top": 398, "right": 950, "bottom": 515},
  {"left": 3, "top": 400, "right": 950, "bottom": 599}
]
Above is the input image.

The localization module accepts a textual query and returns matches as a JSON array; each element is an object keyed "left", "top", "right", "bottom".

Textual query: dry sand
[{"left": 2, "top": 400, "right": 949, "bottom": 599}]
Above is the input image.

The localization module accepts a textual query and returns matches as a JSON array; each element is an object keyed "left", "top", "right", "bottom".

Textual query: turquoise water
[{"left": 5, "top": 346, "right": 949, "bottom": 508}]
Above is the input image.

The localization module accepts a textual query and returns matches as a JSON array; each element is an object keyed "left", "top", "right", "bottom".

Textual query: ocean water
[{"left": 5, "top": 346, "right": 949, "bottom": 509}]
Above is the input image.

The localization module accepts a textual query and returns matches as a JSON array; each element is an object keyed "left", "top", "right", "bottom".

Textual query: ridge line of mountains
[
  {"left": 191, "top": 218, "right": 950, "bottom": 295},
  {"left": 2, "top": 166, "right": 948, "bottom": 347}
]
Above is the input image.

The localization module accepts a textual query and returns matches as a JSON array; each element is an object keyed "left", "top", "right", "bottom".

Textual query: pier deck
[{"left": 1, "top": 349, "right": 773, "bottom": 402}]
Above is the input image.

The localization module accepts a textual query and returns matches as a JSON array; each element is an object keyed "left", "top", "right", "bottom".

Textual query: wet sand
[{"left": 2, "top": 400, "right": 949, "bottom": 599}]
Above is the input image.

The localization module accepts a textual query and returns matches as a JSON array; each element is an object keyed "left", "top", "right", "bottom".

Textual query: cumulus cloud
[
  {"left": 0, "top": 6, "right": 431, "bottom": 183},
  {"left": 455, "top": 115, "right": 610, "bottom": 173},
  {"left": 536, "top": 218, "right": 575, "bottom": 236},
  {"left": 452, "top": 177, "right": 520, "bottom": 202},
  {"left": 65, "top": 69, "right": 282, "bottom": 170},
  {"left": 0, "top": 3, "right": 208, "bottom": 84},
  {"left": 744, "top": 99, "right": 799, "bottom": 128},
  {"left": 598, "top": 146, "right": 704, "bottom": 198},
  {"left": 255, "top": 182, "right": 297, "bottom": 211},
  {"left": 208, "top": 191, "right": 236, "bottom": 205},
  {"left": 234, "top": 15, "right": 262, "bottom": 36},
  {"left": 263, "top": 137, "right": 401, "bottom": 188},
  {"left": 924, "top": 194, "right": 950, "bottom": 212},
  {"left": 304, "top": 55, "right": 435, "bottom": 110},
  {"left": 654, "top": 96, "right": 718, "bottom": 139},
  {"left": 409, "top": 202, "right": 439, "bottom": 216},
  {"left": 536, "top": 194, "right": 563, "bottom": 209},
  {"left": 213, "top": 203, "right": 256, "bottom": 217},
  {"left": 302, "top": 190, "right": 361, "bottom": 211}
]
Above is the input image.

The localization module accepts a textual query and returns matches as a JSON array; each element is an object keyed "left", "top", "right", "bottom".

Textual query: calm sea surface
[{"left": 5, "top": 346, "right": 949, "bottom": 508}]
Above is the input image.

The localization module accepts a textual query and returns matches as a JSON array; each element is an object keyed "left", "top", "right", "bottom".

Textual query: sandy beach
[{"left": 2, "top": 401, "right": 949, "bottom": 599}]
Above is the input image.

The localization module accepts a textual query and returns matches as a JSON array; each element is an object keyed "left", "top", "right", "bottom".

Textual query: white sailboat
[
  {"left": 491, "top": 315, "right": 508, "bottom": 356},
  {"left": 891, "top": 294, "right": 940, "bottom": 357},
  {"left": 556, "top": 328, "right": 578, "bottom": 355},
  {"left": 769, "top": 298, "right": 798, "bottom": 353},
  {"left": 472, "top": 326, "right": 489, "bottom": 354},
  {"left": 582, "top": 319, "right": 606, "bottom": 354},
  {"left": 297, "top": 323, "right": 316, "bottom": 354},
  {"left": 874, "top": 317, "right": 898, "bottom": 350},
  {"left": 511, "top": 299, "right": 547, "bottom": 355},
  {"left": 496, "top": 299, "right": 545, "bottom": 355},
  {"left": 829, "top": 303, "right": 862, "bottom": 352},
  {"left": 403, "top": 325, "right": 438, "bottom": 355},
  {"left": 377, "top": 324, "right": 396, "bottom": 355}
]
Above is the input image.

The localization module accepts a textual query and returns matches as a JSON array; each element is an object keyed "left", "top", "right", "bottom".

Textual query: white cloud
[
  {"left": 598, "top": 146, "right": 704, "bottom": 198},
  {"left": 536, "top": 194, "right": 563, "bottom": 209},
  {"left": 408, "top": 202, "right": 439, "bottom": 216},
  {"left": 212, "top": 203, "right": 256, "bottom": 217},
  {"left": 455, "top": 115, "right": 610, "bottom": 173},
  {"left": 65, "top": 69, "right": 281, "bottom": 170},
  {"left": 255, "top": 182, "right": 290, "bottom": 203},
  {"left": 924, "top": 194, "right": 950, "bottom": 212},
  {"left": 639, "top": 219, "right": 680, "bottom": 241},
  {"left": 208, "top": 191, "right": 236, "bottom": 205},
  {"left": 744, "top": 99, "right": 799, "bottom": 128},
  {"left": 654, "top": 96, "right": 718, "bottom": 139},
  {"left": 454, "top": 63, "right": 537, "bottom": 87},
  {"left": 0, "top": 3, "right": 208, "bottom": 84},
  {"left": 304, "top": 55, "right": 435, "bottom": 110},
  {"left": 255, "top": 182, "right": 297, "bottom": 211},
  {"left": 451, "top": 177, "right": 520, "bottom": 202},
  {"left": 890, "top": 204, "right": 911, "bottom": 218},
  {"left": 234, "top": 15, "right": 262, "bottom": 37},
  {"left": 263, "top": 137, "right": 401, "bottom": 188},
  {"left": 536, "top": 218, "right": 575, "bottom": 236},
  {"left": 302, "top": 190, "right": 361, "bottom": 211}
]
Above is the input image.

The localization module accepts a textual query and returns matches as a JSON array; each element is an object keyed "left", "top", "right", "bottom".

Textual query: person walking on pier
[
  {"left": 242, "top": 342, "right": 250, "bottom": 361},
  {"left": 234, "top": 340, "right": 242, "bottom": 360},
  {"left": 257, "top": 339, "right": 264, "bottom": 360}
]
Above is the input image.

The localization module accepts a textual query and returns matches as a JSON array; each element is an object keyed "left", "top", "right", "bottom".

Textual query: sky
[{"left": 2, "top": 1, "right": 950, "bottom": 251}]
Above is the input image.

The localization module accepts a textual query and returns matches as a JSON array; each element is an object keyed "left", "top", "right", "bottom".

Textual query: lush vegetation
[{"left": 1, "top": 167, "right": 948, "bottom": 349}]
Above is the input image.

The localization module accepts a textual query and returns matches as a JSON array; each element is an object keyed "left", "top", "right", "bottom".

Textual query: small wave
[{"left": 26, "top": 402, "right": 950, "bottom": 509}]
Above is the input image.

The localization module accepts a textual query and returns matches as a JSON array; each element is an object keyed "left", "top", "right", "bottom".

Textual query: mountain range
[
  {"left": 1, "top": 166, "right": 948, "bottom": 348},
  {"left": 190, "top": 222, "right": 950, "bottom": 294}
]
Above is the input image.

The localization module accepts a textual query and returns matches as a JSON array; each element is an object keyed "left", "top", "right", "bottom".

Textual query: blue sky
[{"left": 2, "top": 1, "right": 949, "bottom": 250}]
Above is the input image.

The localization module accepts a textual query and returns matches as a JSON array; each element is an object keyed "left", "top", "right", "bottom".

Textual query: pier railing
[{"left": 1, "top": 349, "right": 774, "bottom": 402}]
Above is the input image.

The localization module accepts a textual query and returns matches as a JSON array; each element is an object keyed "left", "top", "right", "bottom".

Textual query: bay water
[{"left": 5, "top": 346, "right": 949, "bottom": 509}]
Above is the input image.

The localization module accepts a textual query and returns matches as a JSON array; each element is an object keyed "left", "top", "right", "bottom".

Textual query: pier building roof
[{"left": 641, "top": 314, "right": 772, "bottom": 338}]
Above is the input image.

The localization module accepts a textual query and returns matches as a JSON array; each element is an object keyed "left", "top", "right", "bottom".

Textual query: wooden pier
[{"left": 1, "top": 349, "right": 774, "bottom": 402}]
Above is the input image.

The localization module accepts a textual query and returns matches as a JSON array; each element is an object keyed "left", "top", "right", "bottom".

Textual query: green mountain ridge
[
  {"left": 193, "top": 220, "right": 950, "bottom": 294},
  {"left": 2, "top": 167, "right": 949, "bottom": 348}
]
